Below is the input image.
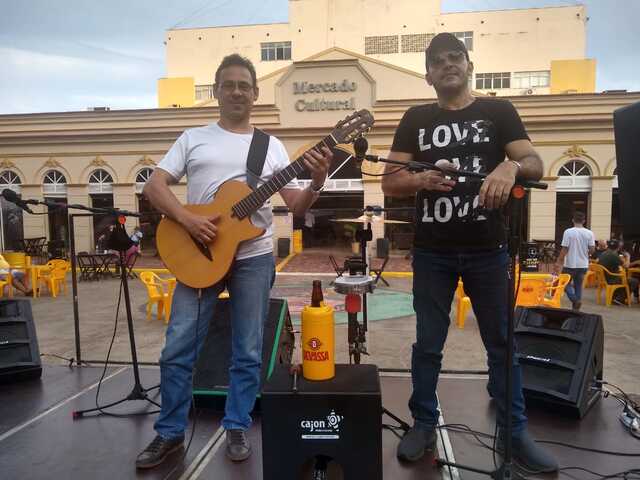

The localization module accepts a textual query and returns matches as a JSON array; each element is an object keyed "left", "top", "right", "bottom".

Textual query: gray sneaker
[
  {"left": 135, "top": 435, "right": 184, "bottom": 469},
  {"left": 396, "top": 426, "right": 437, "bottom": 462},
  {"left": 226, "top": 429, "right": 251, "bottom": 462}
]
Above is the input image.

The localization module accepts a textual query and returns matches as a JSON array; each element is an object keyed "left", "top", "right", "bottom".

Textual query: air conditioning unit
[
  {"left": 523, "top": 89, "right": 534, "bottom": 95},
  {"left": 487, "top": 91, "right": 497, "bottom": 96}
]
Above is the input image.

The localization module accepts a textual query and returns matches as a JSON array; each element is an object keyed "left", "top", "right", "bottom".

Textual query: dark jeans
[
  {"left": 562, "top": 267, "right": 587, "bottom": 304},
  {"left": 410, "top": 247, "right": 527, "bottom": 434}
]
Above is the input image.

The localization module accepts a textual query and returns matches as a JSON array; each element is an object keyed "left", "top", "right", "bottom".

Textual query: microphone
[
  {"left": 353, "top": 136, "right": 369, "bottom": 163},
  {"left": 2, "top": 189, "right": 34, "bottom": 214}
]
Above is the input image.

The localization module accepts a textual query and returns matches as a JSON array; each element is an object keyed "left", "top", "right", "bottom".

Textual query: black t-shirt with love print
[{"left": 391, "top": 98, "right": 529, "bottom": 251}]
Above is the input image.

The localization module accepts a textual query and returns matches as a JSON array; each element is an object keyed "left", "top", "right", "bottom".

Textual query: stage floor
[{"left": 1, "top": 366, "right": 638, "bottom": 479}]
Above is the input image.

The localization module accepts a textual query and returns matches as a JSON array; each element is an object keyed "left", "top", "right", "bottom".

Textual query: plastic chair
[
  {"left": 139, "top": 271, "right": 169, "bottom": 322},
  {"left": 455, "top": 279, "right": 472, "bottom": 329},
  {"left": 37, "top": 260, "right": 69, "bottom": 297},
  {"left": 515, "top": 278, "right": 548, "bottom": 307},
  {"left": 582, "top": 262, "right": 598, "bottom": 289},
  {"left": 541, "top": 273, "right": 571, "bottom": 308},
  {"left": 0, "top": 276, "right": 12, "bottom": 298},
  {"left": 592, "top": 264, "right": 631, "bottom": 307}
]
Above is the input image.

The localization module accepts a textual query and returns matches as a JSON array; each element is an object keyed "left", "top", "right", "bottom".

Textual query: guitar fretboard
[{"left": 232, "top": 134, "right": 338, "bottom": 219}]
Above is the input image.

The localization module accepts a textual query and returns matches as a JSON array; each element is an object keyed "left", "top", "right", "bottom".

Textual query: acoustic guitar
[{"left": 156, "top": 109, "right": 374, "bottom": 288}]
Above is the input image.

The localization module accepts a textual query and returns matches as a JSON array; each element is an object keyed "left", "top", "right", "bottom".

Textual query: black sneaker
[
  {"left": 135, "top": 434, "right": 184, "bottom": 469},
  {"left": 226, "top": 429, "right": 251, "bottom": 462},
  {"left": 497, "top": 429, "right": 558, "bottom": 473},
  {"left": 572, "top": 300, "right": 582, "bottom": 311},
  {"left": 396, "top": 426, "right": 437, "bottom": 462}
]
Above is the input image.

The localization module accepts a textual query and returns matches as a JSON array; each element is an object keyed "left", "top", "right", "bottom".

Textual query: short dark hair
[
  {"left": 214, "top": 53, "right": 257, "bottom": 87},
  {"left": 573, "top": 211, "right": 586, "bottom": 224},
  {"left": 607, "top": 239, "right": 620, "bottom": 250}
]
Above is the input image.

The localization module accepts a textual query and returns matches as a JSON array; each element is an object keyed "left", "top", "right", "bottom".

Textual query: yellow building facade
[{"left": 160, "top": 0, "right": 595, "bottom": 107}]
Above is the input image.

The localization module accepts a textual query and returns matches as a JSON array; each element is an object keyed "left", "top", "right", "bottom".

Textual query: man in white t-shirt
[
  {"left": 136, "top": 54, "right": 332, "bottom": 469},
  {"left": 554, "top": 212, "right": 595, "bottom": 310}
]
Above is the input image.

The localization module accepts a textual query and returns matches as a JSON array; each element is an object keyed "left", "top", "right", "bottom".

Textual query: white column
[
  {"left": 67, "top": 185, "right": 92, "bottom": 253},
  {"left": 590, "top": 177, "right": 614, "bottom": 241},
  {"left": 528, "top": 178, "right": 557, "bottom": 242}
]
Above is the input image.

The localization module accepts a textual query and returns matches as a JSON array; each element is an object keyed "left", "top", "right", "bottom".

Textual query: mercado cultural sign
[{"left": 293, "top": 79, "right": 357, "bottom": 112}]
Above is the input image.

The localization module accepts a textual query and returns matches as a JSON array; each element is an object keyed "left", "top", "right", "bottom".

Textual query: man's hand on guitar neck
[{"left": 180, "top": 211, "right": 220, "bottom": 244}]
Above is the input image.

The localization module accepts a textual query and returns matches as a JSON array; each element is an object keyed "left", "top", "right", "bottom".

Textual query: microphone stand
[
  {"left": 4, "top": 195, "right": 160, "bottom": 417},
  {"left": 358, "top": 152, "right": 546, "bottom": 479}
]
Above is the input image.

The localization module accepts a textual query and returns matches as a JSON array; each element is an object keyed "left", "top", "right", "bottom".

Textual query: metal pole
[{"left": 69, "top": 213, "right": 81, "bottom": 365}]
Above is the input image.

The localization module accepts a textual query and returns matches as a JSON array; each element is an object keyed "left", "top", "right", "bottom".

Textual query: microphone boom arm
[{"left": 363, "top": 154, "right": 548, "bottom": 190}]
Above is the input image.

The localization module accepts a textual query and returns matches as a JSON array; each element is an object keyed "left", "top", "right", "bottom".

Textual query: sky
[{"left": 0, "top": 0, "right": 638, "bottom": 114}]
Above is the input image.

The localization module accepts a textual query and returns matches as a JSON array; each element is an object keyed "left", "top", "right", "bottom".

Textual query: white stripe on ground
[
  {"left": 0, "top": 366, "right": 127, "bottom": 443},
  {"left": 178, "top": 425, "right": 225, "bottom": 480},
  {"left": 437, "top": 392, "right": 461, "bottom": 480}
]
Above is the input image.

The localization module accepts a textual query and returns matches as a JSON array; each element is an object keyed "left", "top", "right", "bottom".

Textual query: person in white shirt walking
[{"left": 554, "top": 212, "right": 595, "bottom": 310}]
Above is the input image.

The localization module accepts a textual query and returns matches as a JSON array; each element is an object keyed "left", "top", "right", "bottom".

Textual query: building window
[
  {"left": 453, "top": 31, "right": 473, "bottom": 51},
  {"left": 43, "top": 169, "right": 67, "bottom": 196},
  {"left": 261, "top": 41, "right": 291, "bottom": 61},
  {"left": 88, "top": 169, "right": 114, "bottom": 194},
  {"left": 135, "top": 168, "right": 154, "bottom": 193},
  {"left": 365, "top": 35, "right": 399, "bottom": 55},
  {"left": 195, "top": 84, "right": 214, "bottom": 101},
  {"left": 558, "top": 160, "right": 591, "bottom": 177},
  {"left": 513, "top": 71, "right": 550, "bottom": 89},
  {"left": 557, "top": 160, "right": 592, "bottom": 192},
  {"left": 401, "top": 33, "right": 434, "bottom": 53},
  {"left": 475, "top": 72, "right": 511, "bottom": 90},
  {"left": 0, "top": 170, "right": 21, "bottom": 194}
]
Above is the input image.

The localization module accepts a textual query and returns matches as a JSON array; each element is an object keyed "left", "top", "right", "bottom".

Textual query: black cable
[
  {"left": 536, "top": 439, "right": 640, "bottom": 457},
  {"left": 599, "top": 380, "right": 639, "bottom": 410},
  {"left": 558, "top": 467, "right": 640, "bottom": 479},
  {"left": 40, "top": 353, "right": 77, "bottom": 368},
  {"left": 91, "top": 276, "right": 160, "bottom": 418},
  {"left": 360, "top": 165, "right": 409, "bottom": 177}
]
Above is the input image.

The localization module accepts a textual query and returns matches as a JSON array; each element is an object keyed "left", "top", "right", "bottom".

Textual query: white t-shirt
[
  {"left": 157, "top": 123, "right": 300, "bottom": 260},
  {"left": 561, "top": 226, "right": 595, "bottom": 269}
]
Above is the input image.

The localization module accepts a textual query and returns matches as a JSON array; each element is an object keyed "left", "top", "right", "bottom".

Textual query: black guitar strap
[{"left": 246, "top": 127, "right": 270, "bottom": 190}]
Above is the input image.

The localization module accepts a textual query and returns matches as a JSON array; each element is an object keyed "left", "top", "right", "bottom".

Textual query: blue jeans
[
  {"left": 410, "top": 247, "right": 527, "bottom": 434},
  {"left": 154, "top": 253, "right": 275, "bottom": 439},
  {"left": 562, "top": 267, "right": 587, "bottom": 304}
]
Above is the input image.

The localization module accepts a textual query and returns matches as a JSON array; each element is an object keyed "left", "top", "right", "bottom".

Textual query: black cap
[{"left": 425, "top": 32, "right": 469, "bottom": 69}]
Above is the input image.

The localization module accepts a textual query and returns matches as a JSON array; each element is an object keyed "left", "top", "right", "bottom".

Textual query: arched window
[
  {"left": 556, "top": 160, "right": 592, "bottom": 192},
  {"left": 0, "top": 171, "right": 22, "bottom": 194},
  {"left": 88, "top": 168, "right": 114, "bottom": 194},
  {"left": 43, "top": 169, "right": 67, "bottom": 196},
  {"left": 135, "top": 167, "right": 153, "bottom": 193}
]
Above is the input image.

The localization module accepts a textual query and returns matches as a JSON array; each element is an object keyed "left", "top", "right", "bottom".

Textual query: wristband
[{"left": 507, "top": 159, "right": 522, "bottom": 176}]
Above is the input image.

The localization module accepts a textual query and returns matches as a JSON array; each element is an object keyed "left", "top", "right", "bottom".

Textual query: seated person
[
  {"left": 591, "top": 239, "right": 607, "bottom": 260},
  {"left": 130, "top": 226, "right": 143, "bottom": 246},
  {"left": 598, "top": 240, "right": 639, "bottom": 304},
  {"left": 0, "top": 254, "right": 33, "bottom": 296}
]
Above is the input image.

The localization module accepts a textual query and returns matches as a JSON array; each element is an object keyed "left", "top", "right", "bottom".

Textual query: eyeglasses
[
  {"left": 218, "top": 80, "right": 254, "bottom": 93},
  {"left": 429, "top": 50, "right": 466, "bottom": 67}
]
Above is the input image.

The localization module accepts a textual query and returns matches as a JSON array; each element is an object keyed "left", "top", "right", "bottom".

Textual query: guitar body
[{"left": 156, "top": 180, "right": 265, "bottom": 289}]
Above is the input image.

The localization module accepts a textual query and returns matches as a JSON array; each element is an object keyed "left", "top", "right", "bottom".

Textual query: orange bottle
[{"left": 301, "top": 280, "right": 335, "bottom": 380}]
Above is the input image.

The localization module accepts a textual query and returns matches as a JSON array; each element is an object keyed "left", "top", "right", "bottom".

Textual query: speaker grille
[
  {"left": 522, "top": 363, "right": 573, "bottom": 395},
  {"left": 518, "top": 334, "right": 581, "bottom": 365},
  {"left": 0, "top": 322, "right": 30, "bottom": 342},
  {"left": 0, "top": 344, "right": 33, "bottom": 366}
]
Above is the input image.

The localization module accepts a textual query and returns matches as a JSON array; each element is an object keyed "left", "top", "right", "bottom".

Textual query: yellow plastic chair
[
  {"left": 3, "top": 251, "right": 27, "bottom": 266},
  {"left": 0, "top": 275, "right": 12, "bottom": 298},
  {"left": 454, "top": 279, "right": 472, "bottom": 329},
  {"left": 541, "top": 273, "right": 571, "bottom": 308},
  {"left": 592, "top": 264, "right": 631, "bottom": 306},
  {"left": 515, "top": 278, "right": 548, "bottom": 307},
  {"left": 583, "top": 262, "right": 598, "bottom": 289},
  {"left": 139, "top": 271, "right": 170, "bottom": 322},
  {"left": 37, "top": 260, "right": 70, "bottom": 297}
]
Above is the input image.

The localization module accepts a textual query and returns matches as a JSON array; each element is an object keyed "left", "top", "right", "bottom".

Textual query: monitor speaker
[
  {"left": 0, "top": 299, "right": 42, "bottom": 383},
  {"left": 614, "top": 100, "right": 640, "bottom": 240},
  {"left": 515, "top": 306, "right": 603, "bottom": 418},
  {"left": 193, "top": 297, "right": 294, "bottom": 409}
]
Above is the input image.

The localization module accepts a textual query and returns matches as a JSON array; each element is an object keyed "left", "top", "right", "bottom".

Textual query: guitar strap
[{"left": 246, "top": 127, "right": 270, "bottom": 190}]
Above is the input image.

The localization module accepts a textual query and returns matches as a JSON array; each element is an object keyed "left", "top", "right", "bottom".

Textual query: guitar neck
[{"left": 232, "top": 134, "right": 338, "bottom": 219}]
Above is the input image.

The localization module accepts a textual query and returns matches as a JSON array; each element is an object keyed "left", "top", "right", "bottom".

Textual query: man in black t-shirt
[{"left": 382, "top": 33, "right": 557, "bottom": 472}]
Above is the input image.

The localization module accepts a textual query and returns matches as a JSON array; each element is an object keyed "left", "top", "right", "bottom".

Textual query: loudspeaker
[
  {"left": 262, "top": 364, "right": 382, "bottom": 480},
  {"left": 515, "top": 306, "right": 603, "bottom": 418},
  {"left": 0, "top": 300, "right": 42, "bottom": 383},
  {"left": 193, "top": 298, "right": 294, "bottom": 409},
  {"left": 614, "top": 100, "right": 640, "bottom": 240}
]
